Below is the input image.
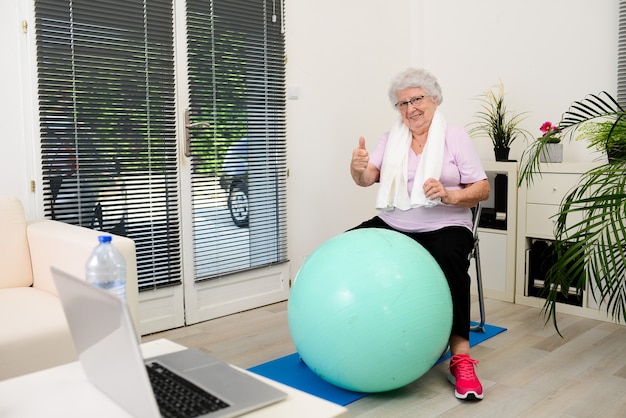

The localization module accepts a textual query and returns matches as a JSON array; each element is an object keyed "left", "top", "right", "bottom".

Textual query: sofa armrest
[{"left": 26, "top": 219, "right": 139, "bottom": 332}]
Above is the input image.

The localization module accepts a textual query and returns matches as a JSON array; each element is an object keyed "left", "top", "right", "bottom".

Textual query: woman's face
[{"left": 395, "top": 87, "right": 438, "bottom": 135}]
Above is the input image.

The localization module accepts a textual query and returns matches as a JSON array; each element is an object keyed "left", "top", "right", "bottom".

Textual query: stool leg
[{"left": 470, "top": 237, "right": 486, "bottom": 333}]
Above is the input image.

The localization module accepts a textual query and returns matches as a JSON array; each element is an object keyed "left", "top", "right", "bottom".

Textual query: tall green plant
[
  {"left": 468, "top": 82, "right": 531, "bottom": 149},
  {"left": 518, "top": 91, "right": 626, "bottom": 334}
]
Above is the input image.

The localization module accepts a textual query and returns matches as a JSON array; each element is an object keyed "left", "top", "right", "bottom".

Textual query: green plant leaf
[
  {"left": 518, "top": 91, "right": 626, "bottom": 332},
  {"left": 538, "top": 161, "right": 626, "bottom": 331}
]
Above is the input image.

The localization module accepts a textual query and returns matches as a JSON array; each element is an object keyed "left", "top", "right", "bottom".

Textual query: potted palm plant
[
  {"left": 518, "top": 91, "right": 626, "bottom": 334},
  {"left": 469, "top": 81, "right": 531, "bottom": 161}
]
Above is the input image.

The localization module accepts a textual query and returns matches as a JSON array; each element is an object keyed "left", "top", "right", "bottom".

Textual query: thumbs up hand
[
  {"left": 351, "top": 137, "right": 369, "bottom": 174},
  {"left": 350, "top": 136, "right": 379, "bottom": 187}
]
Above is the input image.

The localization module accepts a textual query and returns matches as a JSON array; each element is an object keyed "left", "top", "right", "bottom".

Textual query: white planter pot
[{"left": 539, "top": 143, "right": 563, "bottom": 163}]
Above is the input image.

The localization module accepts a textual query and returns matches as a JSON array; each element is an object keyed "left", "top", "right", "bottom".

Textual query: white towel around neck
[{"left": 376, "top": 109, "right": 447, "bottom": 211}]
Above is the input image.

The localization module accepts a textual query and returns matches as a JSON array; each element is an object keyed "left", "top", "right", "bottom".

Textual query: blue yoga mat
[{"left": 247, "top": 323, "right": 506, "bottom": 406}]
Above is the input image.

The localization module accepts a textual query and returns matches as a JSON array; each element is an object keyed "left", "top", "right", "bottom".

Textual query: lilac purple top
[{"left": 369, "top": 125, "right": 487, "bottom": 233}]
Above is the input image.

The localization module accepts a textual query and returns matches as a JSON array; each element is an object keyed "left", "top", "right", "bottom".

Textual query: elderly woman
[{"left": 350, "top": 68, "right": 490, "bottom": 401}]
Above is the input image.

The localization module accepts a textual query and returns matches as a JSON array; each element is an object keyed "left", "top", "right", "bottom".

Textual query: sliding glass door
[{"left": 35, "top": 0, "right": 289, "bottom": 333}]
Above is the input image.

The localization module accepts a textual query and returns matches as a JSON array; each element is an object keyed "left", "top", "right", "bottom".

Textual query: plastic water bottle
[{"left": 85, "top": 235, "right": 127, "bottom": 300}]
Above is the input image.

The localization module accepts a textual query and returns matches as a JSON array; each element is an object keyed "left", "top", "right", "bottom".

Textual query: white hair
[{"left": 388, "top": 68, "right": 443, "bottom": 107}]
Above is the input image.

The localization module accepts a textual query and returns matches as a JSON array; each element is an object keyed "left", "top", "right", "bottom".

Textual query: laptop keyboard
[{"left": 146, "top": 362, "right": 230, "bottom": 418}]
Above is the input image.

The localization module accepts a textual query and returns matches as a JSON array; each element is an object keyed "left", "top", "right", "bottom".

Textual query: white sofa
[{"left": 0, "top": 196, "right": 138, "bottom": 380}]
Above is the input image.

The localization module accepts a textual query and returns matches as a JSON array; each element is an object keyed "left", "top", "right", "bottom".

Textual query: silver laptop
[{"left": 51, "top": 267, "right": 287, "bottom": 418}]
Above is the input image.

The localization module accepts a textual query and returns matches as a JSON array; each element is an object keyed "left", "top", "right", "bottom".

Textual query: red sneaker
[{"left": 448, "top": 354, "right": 483, "bottom": 400}]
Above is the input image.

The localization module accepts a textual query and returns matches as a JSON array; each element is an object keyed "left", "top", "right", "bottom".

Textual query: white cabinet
[
  {"left": 524, "top": 171, "right": 585, "bottom": 239},
  {"left": 515, "top": 163, "right": 612, "bottom": 320},
  {"left": 468, "top": 161, "right": 517, "bottom": 303}
]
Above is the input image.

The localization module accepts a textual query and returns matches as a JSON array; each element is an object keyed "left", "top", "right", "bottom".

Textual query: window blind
[
  {"left": 35, "top": 0, "right": 181, "bottom": 290},
  {"left": 186, "top": 0, "right": 288, "bottom": 280},
  {"left": 35, "top": 0, "right": 287, "bottom": 288},
  {"left": 619, "top": 0, "right": 626, "bottom": 104}
]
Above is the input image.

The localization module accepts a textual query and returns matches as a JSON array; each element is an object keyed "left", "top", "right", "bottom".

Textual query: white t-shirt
[{"left": 369, "top": 125, "right": 487, "bottom": 233}]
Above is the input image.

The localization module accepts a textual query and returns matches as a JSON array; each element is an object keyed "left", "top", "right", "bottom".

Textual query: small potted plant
[
  {"left": 538, "top": 121, "right": 563, "bottom": 163},
  {"left": 468, "top": 81, "right": 531, "bottom": 161},
  {"left": 576, "top": 118, "right": 626, "bottom": 163}
]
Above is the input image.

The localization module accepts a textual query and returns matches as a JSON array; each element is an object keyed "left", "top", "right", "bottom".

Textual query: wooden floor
[{"left": 142, "top": 298, "right": 626, "bottom": 417}]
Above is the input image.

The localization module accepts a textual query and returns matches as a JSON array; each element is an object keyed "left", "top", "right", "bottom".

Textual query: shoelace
[{"left": 450, "top": 355, "right": 479, "bottom": 380}]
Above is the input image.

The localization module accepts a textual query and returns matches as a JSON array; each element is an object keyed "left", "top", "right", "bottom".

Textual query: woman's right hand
[
  {"left": 350, "top": 137, "right": 378, "bottom": 186},
  {"left": 351, "top": 137, "right": 369, "bottom": 174}
]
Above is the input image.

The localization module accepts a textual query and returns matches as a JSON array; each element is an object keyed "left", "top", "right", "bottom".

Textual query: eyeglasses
[{"left": 394, "top": 95, "right": 430, "bottom": 110}]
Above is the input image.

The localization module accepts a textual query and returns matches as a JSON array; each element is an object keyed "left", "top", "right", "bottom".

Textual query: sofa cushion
[
  {"left": 0, "top": 287, "right": 76, "bottom": 380},
  {"left": 0, "top": 196, "right": 33, "bottom": 289}
]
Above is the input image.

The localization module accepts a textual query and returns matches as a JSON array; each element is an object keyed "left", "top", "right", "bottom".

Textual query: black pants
[{"left": 350, "top": 217, "right": 474, "bottom": 340}]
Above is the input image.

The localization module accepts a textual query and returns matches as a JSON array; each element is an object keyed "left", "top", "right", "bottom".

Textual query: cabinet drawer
[
  {"left": 526, "top": 204, "right": 558, "bottom": 238},
  {"left": 526, "top": 173, "right": 580, "bottom": 205},
  {"left": 526, "top": 203, "right": 584, "bottom": 239}
]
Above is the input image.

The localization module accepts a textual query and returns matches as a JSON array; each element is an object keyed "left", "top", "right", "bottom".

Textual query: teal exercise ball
[{"left": 288, "top": 228, "right": 452, "bottom": 393}]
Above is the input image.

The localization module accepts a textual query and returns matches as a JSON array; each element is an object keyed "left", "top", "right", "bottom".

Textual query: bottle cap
[{"left": 98, "top": 235, "right": 113, "bottom": 243}]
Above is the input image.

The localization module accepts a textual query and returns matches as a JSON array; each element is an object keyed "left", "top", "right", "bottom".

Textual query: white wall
[
  {"left": 418, "top": 0, "right": 617, "bottom": 162},
  {"left": 284, "top": 0, "right": 414, "bottom": 272},
  {"left": 0, "top": 0, "right": 618, "bottom": 281},
  {"left": 285, "top": 0, "right": 618, "bottom": 278}
]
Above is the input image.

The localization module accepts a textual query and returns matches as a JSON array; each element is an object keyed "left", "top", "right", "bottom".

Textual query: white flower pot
[{"left": 539, "top": 143, "right": 563, "bottom": 163}]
